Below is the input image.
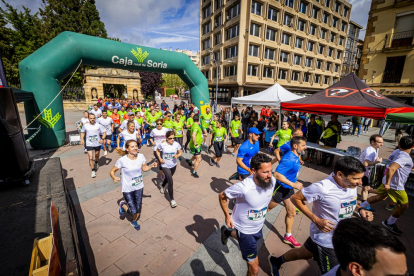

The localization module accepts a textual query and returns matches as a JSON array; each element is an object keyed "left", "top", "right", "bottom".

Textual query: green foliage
[
  {"left": 162, "top": 73, "right": 189, "bottom": 91},
  {"left": 165, "top": 88, "right": 176, "bottom": 97}
]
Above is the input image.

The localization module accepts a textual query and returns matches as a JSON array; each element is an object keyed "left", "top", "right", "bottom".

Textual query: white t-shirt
[
  {"left": 322, "top": 265, "right": 339, "bottom": 276},
  {"left": 90, "top": 108, "right": 102, "bottom": 118},
  {"left": 150, "top": 127, "right": 168, "bottom": 151},
  {"left": 97, "top": 117, "right": 113, "bottom": 135},
  {"left": 120, "top": 120, "right": 140, "bottom": 131},
  {"left": 359, "top": 146, "right": 378, "bottom": 177},
  {"left": 119, "top": 130, "right": 138, "bottom": 150},
  {"left": 81, "top": 123, "right": 105, "bottom": 147},
  {"left": 382, "top": 149, "right": 413, "bottom": 190},
  {"left": 224, "top": 175, "right": 276, "bottom": 234},
  {"left": 302, "top": 173, "right": 358, "bottom": 249},
  {"left": 114, "top": 154, "right": 146, "bottom": 193},
  {"left": 157, "top": 141, "right": 182, "bottom": 169},
  {"left": 80, "top": 118, "right": 89, "bottom": 125}
]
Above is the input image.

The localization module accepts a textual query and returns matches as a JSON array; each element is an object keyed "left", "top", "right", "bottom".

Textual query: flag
[{"left": 0, "top": 52, "right": 8, "bottom": 88}]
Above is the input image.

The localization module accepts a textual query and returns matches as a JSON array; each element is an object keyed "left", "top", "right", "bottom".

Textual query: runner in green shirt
[
  {"left": 173, "top": 113, "right": 184, "bottom": 148},
  {"left": 184, "top": 111, "right": 195, "bottom": 153},
  {"left": 186, "top": 115, "right": 203, "bottom": 178},
  {"left": 118, "top": 106, "right": 127, "bottom": 123},
  {"left": 208, "top": 114, "right": 219, "bottom": 151},
  {"left": 134, "top": 112, "right": 144, "bottom": 131},
  {"left": 155, "top": 106, "right": 163, "bottom": 119},
  {"left": 163, "top": 112, "right": 174, "bottom": 130},
  {"left": 146, "top": 110, "right": 157, "bottom": 130},
  {"left": 210, "top": 120, "right": 228, "bottom": 168},
  {"left": 200, "top": 107, "right": 213, "bottom": 148},
  {"left": 270, "top": 121, "right": 292, "bottom": 148},
  {"left": 229, "top": 114, "right": 243, "bottom": 156},
  {"left": 179, "top": 109, "right": 186, "bottom": 124}
]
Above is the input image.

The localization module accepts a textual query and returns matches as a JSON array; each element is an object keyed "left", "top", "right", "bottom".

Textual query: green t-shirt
[
  {"left": 155, "top": 111, "right": 163, "bottom": 119},
  {"left": 189, "top": 123, "right": 203, "bottom": 148},
  {"left": 275, "top": 128, "right": 292, "bottom": 147},
  {"left": 163, "top": 119, "right": 174, "bottom": 129},
  {"left": 146, "top": 114, "right": 157, "bottom": 127},
  {"left": 230, "top": 120, "right": 241, "bottom": 137},
  {"left": 135, "top": 117, "right": 144, "bottom": 126},
  {"left": 213, "top": 127, "right": 227, "bottom": 142},
  {"left": 186, "top": 117, "right": 194, "bottom": 128},
  {"left": 180, "top": 115, "right": 186, "bottom": 124},
  {"left": 106, "top": 110, "right": 113, "bottom": 116},
  {"left": 211, "top": 120, "right": 217, "bottom": 132},
  {"left": 118, "top": 111, "right": 127, "bottom": 122},
  {"left": 173, "top": 121, "right": 184, "bottom": 137},
  {"left": 201, "top": 113, "right": 213, "bottom": 129}
]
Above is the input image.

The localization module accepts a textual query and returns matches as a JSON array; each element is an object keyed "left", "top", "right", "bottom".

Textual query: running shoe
[
  {"left": 295, "top": 208, "right": 302, "bottom": 214},
  {"left": 104, "top": 150, "right": 108, "bottom": 156},
  {"left": 220, "top": 226, "right": 228, "bottom": 245},
  {"left": 131, "top": 221, "right": 141, "bottom": 231},
  {"left": 386, "top": 204, "right": 396, "bottom": 211},
  {"left": 362, "top": 206, "right": 376, "bottom": 213},
  {"left": 94, "top": 162, "right": 99, "bottom": 170},
  {"left": 84, "top": 148, "right": 87, "bottom": 153},
  {"left": 170, "top": 200, "right": 177, "bottom": 208},
  {"left": 216, "top": 162, "right": 220, "bottom": 168},
  {"left": 382, "top": 220, "right": 402, "bottom": 235},
  {"left": 108, "top": 145, "right": 112, "bottom": 151},
  {"left": 202, "top": 143, "right": 208, "bottom": 147},
  {"left": 160, "top": 186, "right": 165, "bottom": 194},
  {"left": 283, "top": 235, "right": 301, "bottom": 248},
  {"left": 186, "top": 159, "right": 193, "bottom": 167},
  {"left": 118, "top": 201, "right": 126, "bottom": 219},
  {"left": 228, "top": 172, "right": 238, "bottom": 181},
  {"left": 268, "top": 255, "right": 281, "bottom": 276},
  {"left": 209, "top": 158, "right": 215, "bottom": 166},
  {"left": 191, "top": 171, "right": 199, "bottom": 178},
  {"left": 91, "top": 171, "right": 96, "bottom": 178}
]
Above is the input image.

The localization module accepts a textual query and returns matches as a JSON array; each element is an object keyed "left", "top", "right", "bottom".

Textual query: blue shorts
[
  {"left": 236, "top": 228, "right": 263, "bottom": 262},
  {"left": 123, "top": 188, "right": 143, "bottom": 215}
]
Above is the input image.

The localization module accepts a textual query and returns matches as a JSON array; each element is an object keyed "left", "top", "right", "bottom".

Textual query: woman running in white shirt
[{"left": 117, "top": 121, "right": 141, "bottom": 152}]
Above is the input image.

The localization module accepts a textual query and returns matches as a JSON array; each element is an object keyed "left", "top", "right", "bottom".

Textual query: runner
[
  {"left": 184, "top": 111, "right": 195, "bottom": 153},
  {"left": 110, "top": 139, "right": 158, "bottom": 231},
  {"left": 208, "top": 114, "right": 220, "bottom": 152},
  {"left": 146, "top": 109, "right": 158, "bottom": 130},
  {"left": 89, "top": 104, "right": 102, "bottom": 118},
  {"left": 80, "top": 113, "right": 106, "bottom": 178},
  {"left": 359, "top": 136, "right": 413, "bottom": 235},
  {"left": 163, "top": 111, "right": 174, "bottom": 130},
  {"left": 120, "top": 112, "right": 140, "bottom": 132},
  {"left": 118, "top": 106, "right": 127, "bottom": 122},
  {"left": 186, "top": 115, "right": 203, "bottom": 178},
  {"left": 323, "top": 217, "right": 407, "bottom": 276},
  {"left": 359, "top": 134, "right": 383, "bottom": 201},
  {"left": 110, "top": 108, "right": 121, "bottom": 140},
  {"left": 219, "top": 153, "right": 276, "bottom": 276},
  {"left": 229, "top": 114, "right": 243, "bottom": 157},
  {"left": 268, "top": 136, "right": 306, "bottom": 248},
  {"left": 156, "top": 130, "right": 182, "bottom": 208},
  {"left": 273, "top": 128, "right": 303, "bottom": 163},
  {"left": 268, "top": 156, "right": 374, "bottom": 275},
  {"left": 155, "top": 106, "right": 163, "bottom": 119},
  {"left": 150, "top": 119, "right": 169, "bottom": 179},
  {"left": 134, "top": 111, "right": 145, "bottom": 131},
  {"left": 172, "top": 113, "right": 184, "bottom": 148},
  {"left": 200, "top": 107, "right": 213, "bottom": 147},
  {"left": 97, "top": 110, "right": 113, "bottom": 156},
  {"left": 117, "top": 121, "right": 140, "bottom": 151},
  {"left": 269, "top": 121, "right": 292, "bottom": 150},
  {"left": 77, "top": 111, "right": 90, "bottom": 152},
  {"left": 210, "top": 119, "right": 228, "bottom": 168}
]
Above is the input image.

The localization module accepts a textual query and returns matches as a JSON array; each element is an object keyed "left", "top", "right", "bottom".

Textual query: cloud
[{"left": 348, "top": 0, "right": 371, "bottom": 40}]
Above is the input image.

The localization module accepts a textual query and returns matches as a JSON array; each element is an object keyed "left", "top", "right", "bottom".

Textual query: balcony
[
  {"left": 382, "top": 70, "right": 402, "bottom": 84},
  {"left": 384, "top": 30, "right": 414, "bottom": 49}
]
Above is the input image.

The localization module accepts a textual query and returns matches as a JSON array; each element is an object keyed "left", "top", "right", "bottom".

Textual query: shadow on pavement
[{"left": 210, "top": 177, "right": 233, "bottom": 194}]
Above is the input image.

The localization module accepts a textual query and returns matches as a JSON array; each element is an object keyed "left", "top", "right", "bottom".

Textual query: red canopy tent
[{"left": 281, "top": 73, "right": 414, "bottom": 119}]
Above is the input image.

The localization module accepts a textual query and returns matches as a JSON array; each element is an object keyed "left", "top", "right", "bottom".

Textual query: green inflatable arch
[{"left": 19, "top": 31, "right": 209, "bottom": 149}]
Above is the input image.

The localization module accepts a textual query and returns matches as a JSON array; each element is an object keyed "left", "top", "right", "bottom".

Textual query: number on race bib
[
  {"left": 131, "top": 175, "right": 143, "bottom": 186},
  {"left": 176, "top": 130, "right": 183, "bottom": 135},
  {"left": 88, "top": 135, "right": 98, "bottom": 142},
  {"left": 248, "top": 207, "right": 267, "bottom": 221},
  {"left": 215, "top": 136, "right": 223, "bottom": 142},
  {"left": 164, "top": 153, "right": 175, "bottom": 160},
  {"left": 339, "top": 199, "right": 357, "bottom": 219}
]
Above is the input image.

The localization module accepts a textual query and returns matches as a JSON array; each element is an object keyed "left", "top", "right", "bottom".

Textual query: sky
[{"left": 2, "top": 0, "right": 370, "bottom": 51}]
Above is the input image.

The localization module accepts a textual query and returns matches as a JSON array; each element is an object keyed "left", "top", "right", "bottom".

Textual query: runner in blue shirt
[
  {"left": 274, "top": 128, "right": 303, "bottom": 163},
  {"left": 269, "top": 136, "right": 307, "bottom": 249}
]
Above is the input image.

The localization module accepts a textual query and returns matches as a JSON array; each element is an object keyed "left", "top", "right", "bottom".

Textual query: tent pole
[{"left": 278, "top": 106, "right": 281, "bottom": 130}]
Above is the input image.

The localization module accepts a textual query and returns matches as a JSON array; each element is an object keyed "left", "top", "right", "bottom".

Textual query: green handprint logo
[{"left": 37, "top": 108, "right": 62, "bottom": 128}]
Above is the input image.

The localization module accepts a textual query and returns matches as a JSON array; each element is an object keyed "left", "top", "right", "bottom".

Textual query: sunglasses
[
  {"left": 167, "top": 137, "right": 174, "bottom": 140},
  {"left": 156, "top": 123, "right": 163, "bottom": 125}
]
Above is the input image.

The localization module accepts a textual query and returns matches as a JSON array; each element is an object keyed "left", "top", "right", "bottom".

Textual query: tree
[
  {"left": 162, "top": 73, "right": 189, "bottom": 92},
  {"left": 140, "top": 72, "right": 163, "bottom": 97}
]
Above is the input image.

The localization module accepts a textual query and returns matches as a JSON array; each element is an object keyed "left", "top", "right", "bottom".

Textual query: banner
[{"left": 0, "top": 53, "right": 8, "bottom": 88}]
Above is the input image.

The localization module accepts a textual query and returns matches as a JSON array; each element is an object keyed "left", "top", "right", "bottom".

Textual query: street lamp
[{"left": 208, "top": 49, "right": 219, "bottom": 112}]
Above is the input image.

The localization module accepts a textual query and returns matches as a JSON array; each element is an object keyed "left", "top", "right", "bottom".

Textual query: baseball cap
[{"left": 248, "top": 127, "right": 262, "bottom": 135}]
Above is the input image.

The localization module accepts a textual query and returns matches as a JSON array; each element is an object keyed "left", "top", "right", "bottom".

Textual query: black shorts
[
  {"left": 303, "top": 237, "right": 338, "bottom": 274},
  {"left": 190, "top": 146, "right": 202, "bottom": 156},
  {"left": 362, "top": 175, "right": 370, "bottom": 186},
  {"left": 231, "top": 137, "right": 242, "bottom": 145},
  {"left": 272, "top": 184, "right": 294, "bottom": 204},
  {"left": 213, "top": 142, "right": 224, "bottom": 158},
  {"left": 102, "top": 134, "right": 113, "bottom": 141},
  {"left": 86, "top": 146, "right": 101, "bottom": 152},
  {"left": 123, "top": 188, "right": 143, "bottom": 215},
  {"left": 236, "top": 229, "right": 263, "bottom": 262}
]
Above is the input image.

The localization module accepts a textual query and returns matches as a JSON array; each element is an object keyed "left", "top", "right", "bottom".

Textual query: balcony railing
[
  {"left": 384, "top": 30, "right": 414, "bottom": 48},
  {"left": 382, "top": 70, "right": 402, "bottom": 84}
]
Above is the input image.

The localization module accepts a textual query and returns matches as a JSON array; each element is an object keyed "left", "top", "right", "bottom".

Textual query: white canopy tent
[{"left": 231, "top": 83, "right": 305, "bottom": 128}]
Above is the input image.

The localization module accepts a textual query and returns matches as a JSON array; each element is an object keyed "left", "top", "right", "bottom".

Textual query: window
[
  {"left": 333, "top": 77, "right": 338, "bottom": 84},
  {"left": 324, "top": 76, "right": 330, "bottom": 85},
  {"left": 305, "top": 57, "right": 313, "bottom": 67},
  {"left": 304, "top": 73, "right": 310, "bottom": 82},
  {"left": 284, "top": 14, "right": 293, "bottom": 26},
  {"left": 227, "top": 24, "right": 239, "bottom": 39},
  {"left": 263, "top": 67, "right": 274, "bottom": 78},
  {"left": 335, "top": 1, "right": 341, "bottom": 13},
  {"left": 339, "top": 36, "right": 344, "bottom": 46},
  {"left": 202, "top": 38, "right": 211, "bottom": 50},
  {"left": 308, "top": 41, "right": 315, "bottom": 51},
  {"left": 314, "top": 74, "right": 321, "bottom": 83},
  {"left": 282, "top": 33, "right": 291, "bottom": 45},
  {"left": 310, "top": 24, "right": 317, "bottom": 36},
  {"left": 316, "top": 59, "right": 322, "bottom": 69},
  {"left": 332, "top": 17, "right": 338, "bottom": 28},
  {"left": 247, "top": 64, "right": 258, "bottom": 76},
  {"left": 280, "top": 51, "right": 289, "bottom": 63},
  {"left": 336, "top": 50, "right": 342, "bottom": 59},
  {"left": 215, "top": 0, "right": 223, "bottom": 9},
  {"left": 293, "top": 55, "right": 302, "bottom": 65},
  {"left": 227, "top": 2, "right": 240, "bottom": 19},
  {"left": 325, "top": 0, "right": 330, "bottom": 7},
  {"left": 318, "top": 44, "right": 325, "bottom": 55},
  {"left": 268, "top": 7, "right": 279, "bottom": 21},
  {"left": 295, "top": 37, "right": 304, "bottom": 48},
  {"left": 297, "top": 20, "right": 306, "bottom": 32},
  {"left": 203, "top": 5, "right": 211, "bottom": 19},
  {"left": 203, "top": 70, "right": 210, "bottom": 79},
  {"left": 341, "top": 22, "right": 347, "bottom": 32},
  {"left": 214, "top": 14, "right": 222, "bottom": 27},
  {"left": 249, "top": 44, "right": 260, "bottom": 57},
  {"left": 225, "top": 45, "right": 238, "bottom": 58},
  {"left": 323, "top": 13, "right": 329, "bottom": 24},
  {"left": 266, "top": 28, "right": 277, "bottom": 41},
  {"left": 250, "top": 23, "right": 261, "bottom": 37},
  {"left": 326, "top": 62, "right": 331, "bottom": 71},
  {"left": 251, "top": 1, "right": 262, "bottom": 16},
  {"left": 203, "top": 55, "right": 210, "bottom": 65},
  {"left": 225, "top": 65, "right": 237, "bottom": 76},
  {"left": 320, "top": 28, "right": 327, "bottom": 39},
  {"left": 312, "top": 7, "right": 319, "bottom": 19},
  {"left": 214, "top": 33, "right": 221, "bottom": 45},
  {"left": 286, "top": 0, "right": 294, "bottom": 8},
  {"left": 292, "top": 71, "right": 300, "bottom": 81},
  {"left": 214, "top": 51, "right": 221, "bottom": 62},
  {"left": 328, "top": 48, "right": 333, "bottom": 57},
  {"left": 202, "top": 21, "right": 211, "bottom": 35},
  {"left": 330, "top": 32, "right": 336, "bottom": 43},
  {"left": 335, "top": 63, "right": 340, "bottom": 72},
  {"left": 264, "top": 48, "right": 275, "bottom": 60},
  {"left": 343, "top": 7, "right": 349, "bottom": 17},
  {"left": 299, "top": 1, "right": 307, "bottom": 14},
  {"left": 278, "top": 69, "right": 288, "bottom": 79}
]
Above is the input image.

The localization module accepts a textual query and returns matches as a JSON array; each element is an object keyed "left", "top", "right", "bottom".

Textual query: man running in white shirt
[
  {"left": 268, "top": 156, "right": 374, "bottom": 275},
  {"left": 98, "top": 110, "right": 113, "bottom": 156},
  {"left": 90, "top": 104, "right": 102, "bottom": 118},
  {"left": 80, "top": 113, "right": 106, "bottom": 178},
  {"left": 219, "top": 153, "right": 276, "bottom": 276},
  {"left": 120, "top": 112, "right": 140, "bottom": 132}
]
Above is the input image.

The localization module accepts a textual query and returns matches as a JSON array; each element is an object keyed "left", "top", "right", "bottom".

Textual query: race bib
[
  {"left": 164, "top": 153, "right": 175, "bottom": 160},
  {"left": 248, "top": 207, "right": 267, "bottom": 221},
  {"left": 131, "top": 175, "right": 143, "bottom": 186},
  {"left": 114, "top": 123, "right": 119, "bottom": 128},
  {"left": 104, "top": 125, "right": 110, "bottom": 131},
  {"left": 235, "top": 129, "right": 239, "bottom": 133},
  {"left": 176, "top": 130, "right": 183, "bottom": 135},
  {"left": 339, "top": 199, "right": 357, "bottom": 219},
  {"left": 205, "top": 120, "right": 210, "bottom": 124},
  {"left": 215, "top": 136, "right": 223, "bottom": 142},
  {"left": 88, "top": 135, "right": 98, "bottom": 142}
]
